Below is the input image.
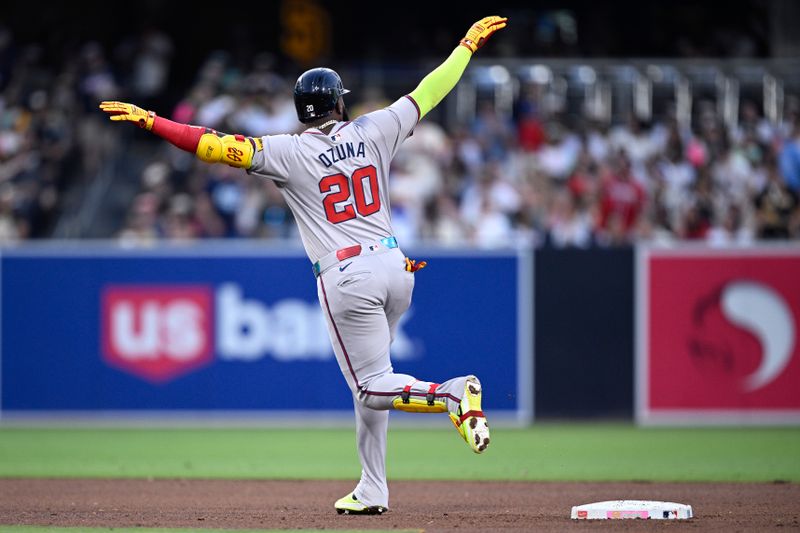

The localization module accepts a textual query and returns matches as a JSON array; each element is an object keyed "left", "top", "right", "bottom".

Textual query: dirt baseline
[{"left": 0, "top": 479, "right": 797, "bottom": 532}]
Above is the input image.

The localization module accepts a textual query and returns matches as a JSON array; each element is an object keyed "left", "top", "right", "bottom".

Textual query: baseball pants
[{"left": 317, "top": 246, "right": 469, "bottom": 508}]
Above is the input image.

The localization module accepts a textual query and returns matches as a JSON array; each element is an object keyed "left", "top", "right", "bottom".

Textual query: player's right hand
[
  {"left": 459, "top": 16, "right": 508, "bottom": 54},
  {"left": 99, "top": 101, "right": 156, "bottom": 130}
]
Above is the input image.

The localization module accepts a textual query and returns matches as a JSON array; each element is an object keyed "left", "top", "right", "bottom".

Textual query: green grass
[{"left": 0, "top": 425, "right": 797, "bottom": 482}]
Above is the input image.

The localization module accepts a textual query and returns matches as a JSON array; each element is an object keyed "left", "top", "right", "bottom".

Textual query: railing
[{"left": 450, "top": 58, "right": 800, "bottom": 128}]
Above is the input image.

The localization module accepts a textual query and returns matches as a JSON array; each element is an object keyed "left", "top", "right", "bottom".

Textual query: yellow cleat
[
  {"left": 449, "top": 376, "right": 491, "bottom": 453},
  {"left": 334, "top": 493, "right": 388, "bottom": 515}
]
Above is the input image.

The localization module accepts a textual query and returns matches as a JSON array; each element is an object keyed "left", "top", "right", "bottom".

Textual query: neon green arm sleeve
[{"left": 408, "top": 46, "right": 472, "bottom": 119}]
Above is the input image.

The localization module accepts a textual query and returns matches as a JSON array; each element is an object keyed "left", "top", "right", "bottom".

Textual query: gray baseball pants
[{"left": 317, "top": 246, "right": 469, "bottom": 508}]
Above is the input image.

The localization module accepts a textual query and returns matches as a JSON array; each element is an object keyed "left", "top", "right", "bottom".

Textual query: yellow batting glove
[
  {"left": 459, "top": 16, "right": 508, "bottom": 54},
  {"left": 99, "top": 101, "right": 156, "bottom": 130}
]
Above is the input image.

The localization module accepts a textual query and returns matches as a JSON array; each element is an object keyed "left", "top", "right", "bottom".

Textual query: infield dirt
[{"left": 0, "top": 479, "right": 797, "bottom": 531}]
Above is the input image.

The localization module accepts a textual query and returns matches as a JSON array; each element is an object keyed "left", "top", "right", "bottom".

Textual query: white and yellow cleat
[
  {"left": 449, "top": 376, "right": 490, "bottom": 453},
  {"left": 334, "top": 493, "right": 388, "bottom": 515}
]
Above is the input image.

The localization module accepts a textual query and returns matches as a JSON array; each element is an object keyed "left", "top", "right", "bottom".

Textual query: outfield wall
[
  {"left": 1, "top": 242, "right": 798, "bottom": 425},
  {"left": 0, "top": 243, "right": 532, "bottom": 424},
  {"left": 533, "top": 244, "right": 800, "bottom": 425},
  {"left": 534, "top": 247, "right": 634, "bottom": 419}
]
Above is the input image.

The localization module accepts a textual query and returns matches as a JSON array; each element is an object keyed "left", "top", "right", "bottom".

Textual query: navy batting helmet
[{"left": 293, "top": 68, "right": 350, "bottom": 124}]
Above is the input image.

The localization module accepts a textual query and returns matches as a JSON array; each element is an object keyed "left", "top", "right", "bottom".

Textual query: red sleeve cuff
[
  {"left": 404, "top": 95, "right": 421, "bottom": 124},
  {"left": 150, "top": 116, "right": 206, "bottom": 153}
]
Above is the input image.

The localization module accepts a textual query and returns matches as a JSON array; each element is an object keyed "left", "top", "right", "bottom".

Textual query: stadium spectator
[
  {"left": 779, "top": 115, "right": 800, "bottom": 192},
  {"left": 597, "top": 152, "right": 646, "bottom": 243},
  {"left": 544, "top": 187, "right": 593, "bottom": 248},
  {"left": 754, "top": 158, "right": 800, "bottom": 239}
]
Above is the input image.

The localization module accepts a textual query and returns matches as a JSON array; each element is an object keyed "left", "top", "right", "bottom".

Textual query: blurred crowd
[
  {"left": 2, "top": 26, "right": 799, "bottom": 248},
  {"left": 120, "top": 53, "right": 800, "bottom": 249},
  {"left": 0, "top": 26, "right": 173, "bottom": 241}
]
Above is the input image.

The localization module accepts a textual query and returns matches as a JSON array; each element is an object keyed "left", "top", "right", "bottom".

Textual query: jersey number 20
[{"left": 319, "top": 165, "right": 380, "bottom": 224}]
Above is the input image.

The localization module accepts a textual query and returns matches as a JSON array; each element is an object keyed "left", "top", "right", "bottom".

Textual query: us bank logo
[
  {"left": 101, "top": 286, "right": 215, "bottom": 382},
  {"left": 101, "top": 283, "right": 418, "bottom": 383}
]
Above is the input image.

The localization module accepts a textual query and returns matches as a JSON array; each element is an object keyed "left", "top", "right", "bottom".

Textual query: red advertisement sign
[
  {"left": 639, "top": 249, "right": 800, "bottom": 424},
  {"left": 102, "top": 286, "right": 214, "bottom": 383}
]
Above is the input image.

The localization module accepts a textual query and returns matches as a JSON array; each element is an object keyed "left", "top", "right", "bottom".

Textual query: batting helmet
[{"left": 293, "top": 68, "right": 350, "bottom": 124}]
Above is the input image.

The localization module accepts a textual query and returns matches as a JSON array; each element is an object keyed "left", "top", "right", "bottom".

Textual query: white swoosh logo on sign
[{"left": 720, "top": 281, "right": 796, "bottom": 392}]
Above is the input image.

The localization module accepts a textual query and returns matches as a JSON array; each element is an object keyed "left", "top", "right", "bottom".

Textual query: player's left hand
[
  {"left": 405, "top": 257, "right": 427, "bottom": 272},
  {"left": 459, "top": 16, "right": 508, "bottom": 54},
  {"left": 99, "top": 101, "right": 156, "bottom": 130}
]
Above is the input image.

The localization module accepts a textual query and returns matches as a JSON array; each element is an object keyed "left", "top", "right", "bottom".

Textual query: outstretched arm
[
  {"left": 98, "top": 101, "right": 262, "bottom": 169},
  {"left": 408, "top": 15, "right": 507, "bottom": 119}
]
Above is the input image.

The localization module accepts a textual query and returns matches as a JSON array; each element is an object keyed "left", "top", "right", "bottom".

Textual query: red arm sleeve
[{"left": 150, "top": 116, "right": 206, "bottom": 153}]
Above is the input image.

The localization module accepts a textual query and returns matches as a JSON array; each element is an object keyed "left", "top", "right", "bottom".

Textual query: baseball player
[{"left": 100, "top": 15, "right": 507, "bottom": 515}]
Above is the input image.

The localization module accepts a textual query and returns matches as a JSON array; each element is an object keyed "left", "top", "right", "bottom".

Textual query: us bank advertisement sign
[
  {"left": 0, "top": 244, "right": 531, "bottom": 422},
  {"left": 637, "top": 246, "right": 800, "bottom": 425}
]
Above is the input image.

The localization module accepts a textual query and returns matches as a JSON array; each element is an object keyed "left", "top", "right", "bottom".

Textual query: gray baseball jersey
[
  {"left": 248, "top": 95, "right": 473, "bottom": 510},
  {"left": 249, "top": 96, "right": 418, "bottom": 263}
]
